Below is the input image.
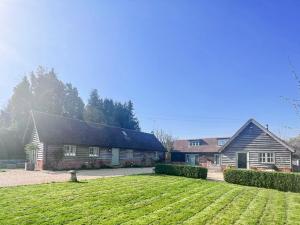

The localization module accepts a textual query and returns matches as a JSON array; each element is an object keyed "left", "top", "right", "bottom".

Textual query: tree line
[{"left": 0, "top": 66, "right": 140, "bottom": 159}]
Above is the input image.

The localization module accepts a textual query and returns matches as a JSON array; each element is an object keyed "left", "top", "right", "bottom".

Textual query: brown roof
[
  {"left": 28, "top": 111, "right": 165, "bottom": 152},
  {"left": 173, "top": 137, "right": 230, "bottom": 153}
]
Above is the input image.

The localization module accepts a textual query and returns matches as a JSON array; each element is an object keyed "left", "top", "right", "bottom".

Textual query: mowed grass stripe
[
  {"left": 259, "top": 191, "right": 286, "bottom": 225},
  {"left": 121, "top": 183, "right": 223, "bottom": 225},
  {"left": 234, "top": 189, "right": 269, "bottom": 225},
  {"left": 286, "top": 193, "right": 300, "bottom": 225},
  {"left": 0, "top": 175, "right": 299, "bottom": 225},
  {"left": 2, "top": 176, "right": 191, "bottom": 224},
  {"left": 0, "top": 176, "right": 170, "bottom": 221},
  {"left": 98, "top": 180, "right": 219, "bottom": 224},
  {"left": 0, "top": 175, "right": 155, "bottom": 206},
  {"left": 151, "top": 184, "right": 235, "bottom": 225},
  {"left": 258, "top": 191, "right": 273, "bottom": 225},
  {"left": 70, "top": 178, "right": 200, "bottom": 224},
  {"left": 206, "top": 188, "right": 257, "bottom": 225},
  {"left": 0, "top": 176, "right": 182, "bottom": 223},
  {"left": 64, "top": 178, "right": 206, "bottom": 225},
  {"left": 181, "top": 187, "right": 243, "bottom": 225}
]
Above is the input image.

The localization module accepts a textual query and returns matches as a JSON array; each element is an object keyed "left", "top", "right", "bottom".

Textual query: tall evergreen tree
[
  {"left": 126, "top": 100, "right": 140, "bottom": 131},
  {"left": 113, "top": 100, "right": 140, "bottom": 130},
  {"left": 84, "top": 89, "right": 104, "bottom": 123},
  {"left": 63, "top": 83, "right": 85, "bottom": 120},
  {"left": 6, "top": 76, "right": 32, "bottom": 132},
  {"left": 113, "top": 102, "right": 127, "bottom": 128},
  {"left": 0, "top": 110, "right": 11, "bottom": 128},
  {"left": 84, "top": 90, "right": 140, "bottom": 131},
  {"left": 103, "top": 98, "right": 117, "bottom": 126},
  {"left": 31, "top": 67, "right": 65, "bottom": 115}
]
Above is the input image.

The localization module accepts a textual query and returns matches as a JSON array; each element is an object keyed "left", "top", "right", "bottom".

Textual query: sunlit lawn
[{"left": 1, "top": 175, "right": 300, "bottom": 225}]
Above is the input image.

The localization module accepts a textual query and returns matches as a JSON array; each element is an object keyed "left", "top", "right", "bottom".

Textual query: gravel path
[
  {"left": 0, "top": 167, "right": 223, "bottom": 187},
  {"left": 207, "top": 171, "right": 224, "bottom": 181},
  {"left": 0, "top": 167, "right": 154, "bottom": 187}
]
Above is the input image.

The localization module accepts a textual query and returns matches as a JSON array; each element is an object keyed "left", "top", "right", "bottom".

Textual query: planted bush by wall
[
  {"left": 224, "top": 169, "right": 300, "bottom": 193},
  {"left": 155, "top": 164, "right": 207, "bottom": 179}
]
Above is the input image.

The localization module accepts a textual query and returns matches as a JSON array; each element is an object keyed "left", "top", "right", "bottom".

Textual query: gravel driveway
[
  {"left": 207, "top": 171, "right": 224, "bottom": 181},
  {"left": 0, "top": 167, "right": 224, "bottom": 187},
  {"left": 0, "top": 167, "right": 154, "bottom": 187}
]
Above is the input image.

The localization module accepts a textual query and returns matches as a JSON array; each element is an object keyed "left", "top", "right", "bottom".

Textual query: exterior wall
[
  {"left": 45, "top": 144, "right": 161, "bottom": 170},
  {"left": 171, "top": 152, "right": 218, "bottom": 168},
  {"left": 221, "top": 123, "right": 292, "bottom": 171},
  {"left": 171, "top": 152, "right": 186, "bottom": 162},
  {"left": 30, "top": 125, "right": 45, "bottom": 170}
]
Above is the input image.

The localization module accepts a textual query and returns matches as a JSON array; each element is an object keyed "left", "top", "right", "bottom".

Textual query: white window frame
[
  {"left": 189, "top": 140, "right": 201, "bottom": 146},
  {"left": 127, "top": 149, "right": 133, "bottom": 159},
  {"left": 217, "top": 139, "right": 229, "bottom": 146},
  {"left": 89, "top": 147, "right": 99, "bottom": 157},
  {"left": 155, "top": 151, "right": 159, "bottom": 160},
  {"left": 214, "top": 154, "right": 220, "bottom": 165},
  {"left": 259, "top": 152, "right": 275, "bottom": 164},
  {"left": 64, "top": 145, "right": 76, "bottom": 157}
]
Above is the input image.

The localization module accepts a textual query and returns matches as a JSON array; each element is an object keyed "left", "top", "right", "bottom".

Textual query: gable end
[{"left": 219, "top": 119, "right": 295, "bottom": 153}]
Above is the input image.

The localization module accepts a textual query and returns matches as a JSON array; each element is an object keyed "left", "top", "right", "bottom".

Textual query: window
[
  {"left": 64, "top": 145, "right": 76, "bottom": 156},
  {"left": 185, "top": 154, "right": 198, "bottom": 165},
  {"left": 155, "top": 151, "right": 159, "bottom": 160},
  {"left": 259, "top": 152, "right": 275, "bottom": 163},
  {"left": 89, "top": 147, "right": 99, "bottom": 157},
  {"left": 189, "top": 140, "right": 201, "bottom": 146},
  {"left": 127, "top": 149, "right": 133, "bottom": 159},
  {"left": 214, "top": 154, "right": 220, "bottom": 165},
  {"left": 217, "top": 139, "right": 229, "bottom": 146}
]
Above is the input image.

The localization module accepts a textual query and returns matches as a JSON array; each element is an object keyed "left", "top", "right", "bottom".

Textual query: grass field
[{"left": 1, "top": 175, "right": 300, "bottom": 225}]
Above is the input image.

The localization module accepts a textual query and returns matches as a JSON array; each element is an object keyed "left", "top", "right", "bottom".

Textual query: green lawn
[{"left": 1, "top": 175, "right": 300, "bottom": 225}]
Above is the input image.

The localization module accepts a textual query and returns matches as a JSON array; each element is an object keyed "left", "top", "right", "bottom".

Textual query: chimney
[{"left": 266, "top": 124, "right": 269, "bottom": 130}]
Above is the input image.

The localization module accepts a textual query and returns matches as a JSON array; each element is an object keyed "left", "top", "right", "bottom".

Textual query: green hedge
[
  {"left": 224, "top": 169, "right": 300, "bottom": 193},
  {"left": 154, "top": 164, "right": 207, "bottom": 179}
]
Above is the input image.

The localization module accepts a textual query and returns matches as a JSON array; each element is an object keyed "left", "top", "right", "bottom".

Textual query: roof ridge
[
  {"left": 175, "top": 137, "right": 230, "bottom": 141},
  {"left": 218, "top": 118, "right": 295, "bottom": 153},
  {"left": 31, "top": 110, "right": 150, "bottom": 135}
]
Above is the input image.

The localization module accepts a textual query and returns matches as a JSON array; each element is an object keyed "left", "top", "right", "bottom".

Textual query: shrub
[
  {"left": 224, "top": 169, "right": 300, "bottom": 193},
  {"left": 154, "top": 164, "right": 207, "bottom": 179}
]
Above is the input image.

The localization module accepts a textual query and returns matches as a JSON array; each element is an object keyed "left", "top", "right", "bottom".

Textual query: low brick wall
[
  {"left": 0, "top": 160, "right": 25, "bottom": 169},
  {"left": 221, "top": 165, "right": 292, "bottom": 172},
  {"left": 46, "top": 158, "right": 155, "bottom": 170},
  {"left": 36, "top": 160, "right": 44, "bottom": 170}
]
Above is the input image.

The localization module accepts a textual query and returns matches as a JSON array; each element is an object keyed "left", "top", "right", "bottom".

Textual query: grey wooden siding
[
  {"left": 46, "top": 144, "right": 159, "bottom": 168},
  {"left": 46, "top": 145, "right": 112, "bottom": 162},
  {"left": 221, "top": 123, "right": 292, "bottom": 169},
  {"left": 31, "top": 125, "right": 44, "bottom": 160}
]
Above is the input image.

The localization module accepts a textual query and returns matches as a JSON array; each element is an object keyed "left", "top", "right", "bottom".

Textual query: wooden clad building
[
  {"left": 24, "top": 111, "right": 165, "bottom": 170},
  {"left": 219, "top": 119, "right": 294, "bottom": 172},
  {"left": 172, "top": 119, "right": 295, "bottom": 172}
]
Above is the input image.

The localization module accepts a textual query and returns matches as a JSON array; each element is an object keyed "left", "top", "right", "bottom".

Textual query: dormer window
[
  {"left": 189, "top": 140, "right": 201, "bottom": 146},
  {"left": 218, "top": 139, "right": 229, "bottom": 146}
]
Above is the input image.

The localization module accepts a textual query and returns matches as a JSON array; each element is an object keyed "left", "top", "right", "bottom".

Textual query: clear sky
[{"left": 1, "top": 0, "right": 300, "bottom": 139}]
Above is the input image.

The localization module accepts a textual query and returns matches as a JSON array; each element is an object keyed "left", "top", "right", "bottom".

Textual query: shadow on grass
[{"left": 68, "top": 180, "right": 89, "bottom": 184}]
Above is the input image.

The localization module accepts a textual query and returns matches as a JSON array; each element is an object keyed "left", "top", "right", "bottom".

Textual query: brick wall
[{"left": 45, "top": 144, "right": 160, "bottom": 170}]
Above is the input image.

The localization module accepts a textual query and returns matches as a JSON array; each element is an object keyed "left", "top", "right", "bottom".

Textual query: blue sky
[{"left": 1, "top": 0, "right": 300, "bottom": 139}]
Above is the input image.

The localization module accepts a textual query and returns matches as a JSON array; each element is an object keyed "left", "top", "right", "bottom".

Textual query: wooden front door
[
  {"left": 237, "top": 153, "right": 247, "bottom": 169},
  {"left": 28, "top": 149, "right": 36, "bottom": 164},
  {"left": 111, "top": 148, "right": 120, "bottom": 166},
  {"left": 186, "top": 154, "right": 197, "bottom": 166}
]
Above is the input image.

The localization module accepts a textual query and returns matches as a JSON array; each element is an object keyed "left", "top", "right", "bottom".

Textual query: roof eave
[{"left": 219, "top": 118, "right": 295, "bottom": 153}]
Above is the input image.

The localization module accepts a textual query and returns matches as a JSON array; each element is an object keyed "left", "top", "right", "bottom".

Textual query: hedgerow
[
  {"left": 154, "top": 163, "right": 207, "bottom": 179},
  {"left": 224, "top": 169, "right": 300, "bottom": 193}
]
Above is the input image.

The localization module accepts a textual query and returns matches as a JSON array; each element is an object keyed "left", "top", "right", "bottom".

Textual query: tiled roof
[
  {"left": 173, "top": 137, "right": 230, "bottom": 153},
  {"left": 30, "top": 111, "right": 165, "bottom": 152}
]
